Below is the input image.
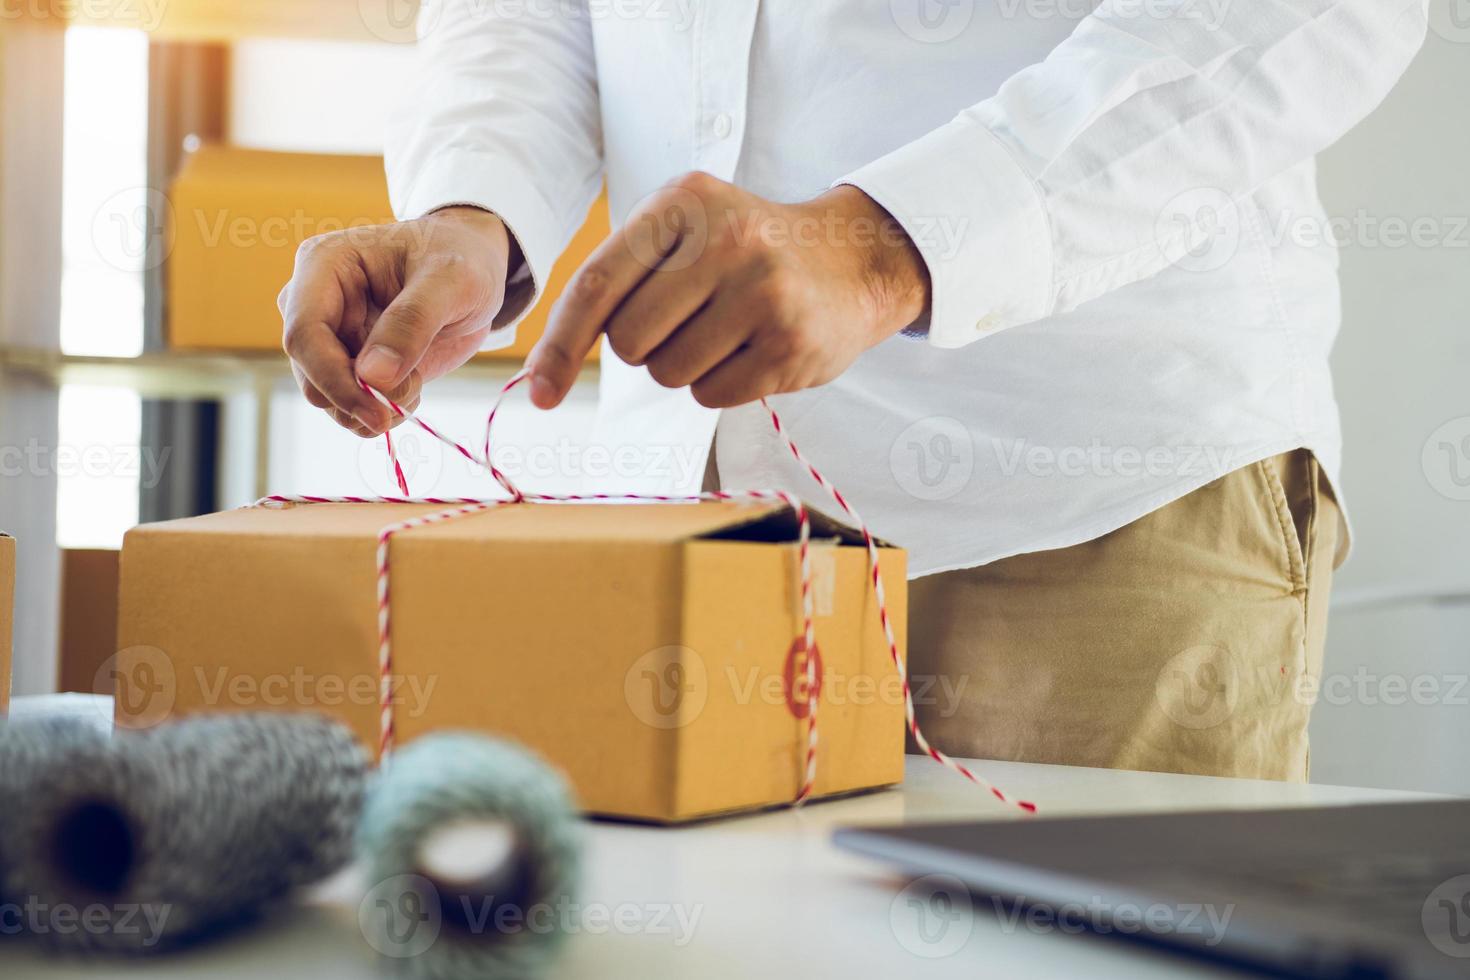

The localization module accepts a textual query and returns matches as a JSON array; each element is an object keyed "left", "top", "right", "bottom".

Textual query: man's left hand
[{"left": 525, "top": 172, "right": 930, "bottom": 410}]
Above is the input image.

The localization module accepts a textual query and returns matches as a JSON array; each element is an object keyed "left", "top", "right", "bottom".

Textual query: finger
[
  {"left": 603, "top": 235, "right": 720, "bottom": 367},
  {"left": 689, "top": 342, "right": 785, "bottom": 409},
  {"left": 353, "top": 371, "right": 424, "bottom": 438},
  {"left": 282, "top": 251, "right": 387, "bottom": 427},
  {"left": 528, "top": 190, "right": 692, "bottom": 409},
  {"left": 328, "top": 407, "right": 374, "bottom": 438},
  {"left": 285, "top": 273, "right": 369, "bottom": 354},
  {"left": 331, "top": 375, "right": 420, "bottom": 438},
  {"left": 377, "top": 372, "right": 423, "bottom": 435},
  {"left": 337, "top": 264, "right": 372, "bottom": 354},
  {"left": 642, "top": 291, "right": 756, "bottom": 391},
  {"left": 356, "top": 266, "right": 461, "bottom": 391},
  {"left": 285, "top": 321, "right": 389, "bottom": 431},
  {"left": 291, "top": 362, "right": 331, "bottom": 410}
]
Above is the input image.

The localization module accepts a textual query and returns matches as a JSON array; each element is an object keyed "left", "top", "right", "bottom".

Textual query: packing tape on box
[
  {"left": 0, "top": 712, "right": 368, "bottom": 952},
  {"left": 356, "top": 732, "right": 582, "bottom": 978},
  {"left": 258, "top": 367, "right": 1035, "bottom": 814}
]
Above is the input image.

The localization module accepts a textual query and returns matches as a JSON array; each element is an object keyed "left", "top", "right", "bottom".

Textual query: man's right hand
[{"left": 279, "top": 206, "right": 516, "bottom": 437}]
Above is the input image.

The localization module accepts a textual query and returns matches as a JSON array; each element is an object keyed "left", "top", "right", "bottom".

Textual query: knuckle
[
  {"left": 645, "top": 356, "right": 683, "bottom": 389},
  {"left": 689, "top": 380, "right": 724, "bottom": 409},
  {"left": 748, "top": 274, "right": 787, "bottom": 313},
  {"left": 567, "top": 265, "right": 610, "bottom": 308},
  {"left": 281, "top": 321, "right": 306, "bottom": 357},
  {"left": 706, "top": 215, "right": 739, "bottom": 253},
  {"left": 383, "top": 298, "right": 429, "bottom": 336},
  {"left": 750, "top": 247, "right": 786, "bottom": 282},
  {"left": 421, "top": 249, "right": 468, "bottom": 276},
  {"left": 765, "top": 324, "right": 815, "bottom": 364},
  {"left": 605, "top": 323, "right": 640, "bottom": 365},
  {"left": 295, "top": 231, "right": 341, "bottom": 263},
  {"left": 788, "top": 328, "right": 822, "bottom": 361},
  {"left": 670, "top": 170, "right": 718, "bottom": 196},
  {"left": 761, "top": 324, "right": 797, "bottom": 360},
  {"left": 535, "top": 333, "right": 573, "bottom": 365}
]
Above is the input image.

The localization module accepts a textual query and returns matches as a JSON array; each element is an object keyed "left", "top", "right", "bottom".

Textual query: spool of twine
[
  {"left": 0, "top": 717, "right": 112, "bottom": 918},
  {"left": 356, "top": 733, "right": 582, "bottom": 979},
  {"left": 3, "top": 712, "right": 368, "bottom": 952}
]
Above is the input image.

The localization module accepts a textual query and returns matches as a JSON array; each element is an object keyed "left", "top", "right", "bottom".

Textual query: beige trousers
[
  {"left": 706, "top": 447, "right": 1341, "bottom": 782},
  {"left": 908, "top": 450, "right": 1342, "bottom": 781}
]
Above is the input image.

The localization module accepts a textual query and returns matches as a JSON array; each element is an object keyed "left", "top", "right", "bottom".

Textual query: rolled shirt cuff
[{"left": 838, "top": 116, "right": 1054, "bottom": 348}]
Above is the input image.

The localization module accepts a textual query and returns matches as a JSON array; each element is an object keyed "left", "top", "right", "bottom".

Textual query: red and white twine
[{"left": 258, "top": 368, "right": 1034, "bottom": 813}]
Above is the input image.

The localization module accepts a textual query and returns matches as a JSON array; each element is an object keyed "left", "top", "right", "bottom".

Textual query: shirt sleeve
[
  {"left": 839, "top": 0, "right": 1429, "bottom": 349},
  {"left": 384, "top": 0, "right": 605, "bottom": 346}
]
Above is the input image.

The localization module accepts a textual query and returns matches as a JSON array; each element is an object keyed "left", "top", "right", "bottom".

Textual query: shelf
[
  {"left": 0, "top": 347, "right": 590, "bottom": 501},
  {"left": 0, "top": 347, "right": 564, "bottom": 400}
]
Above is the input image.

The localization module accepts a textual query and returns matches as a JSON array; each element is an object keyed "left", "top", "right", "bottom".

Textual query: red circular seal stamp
[{"left": 783, "top": 640, "right": 824, "bottom": 719}]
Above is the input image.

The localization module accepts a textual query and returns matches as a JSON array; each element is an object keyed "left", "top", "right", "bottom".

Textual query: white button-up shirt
[{"left": 387, "top": 0, "right": 1427, "bottom": 576}]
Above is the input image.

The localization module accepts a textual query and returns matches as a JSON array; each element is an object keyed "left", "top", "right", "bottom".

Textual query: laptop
[{"left": 835, "top": 799, "right": 1470, "bottom": 979}]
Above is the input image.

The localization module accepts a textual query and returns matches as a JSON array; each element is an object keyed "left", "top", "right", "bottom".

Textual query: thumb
[{"left": 357, "top": 269, "right": 459, "bottom": 390}]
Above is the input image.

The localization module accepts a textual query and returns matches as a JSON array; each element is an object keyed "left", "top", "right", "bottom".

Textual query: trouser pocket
[{"left": 1256, "top": 452, "right": 1315, "bottom": 596}]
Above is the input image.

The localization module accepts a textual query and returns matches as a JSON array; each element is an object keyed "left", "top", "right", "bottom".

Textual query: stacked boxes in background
[
  {"left": 166, "top": 144, "right": 609, "bottom": 359},
  {"left": 116, "top": 500, "right": 908, "bottom": 822}
]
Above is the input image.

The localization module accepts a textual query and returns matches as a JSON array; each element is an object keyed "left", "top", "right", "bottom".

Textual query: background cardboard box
[
  {"left": 57, "top": 549, "right": 120, "bottom": 697},
  {"left": 1, "top": 533, "right": 13, "bottom": 711},
  {"left": 117, "top": 501, "right": 908, "bottom": 822},
  {"left": 166, "top": 145, "right": 609, "bottom": 360}
]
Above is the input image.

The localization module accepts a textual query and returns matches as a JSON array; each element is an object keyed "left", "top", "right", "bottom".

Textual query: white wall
[
  {"left": 229, "top": 38, "right": 415, "bottom": 155},
  {"left": 1308, "top": 21, "right": 1470, "bottom": 795}
]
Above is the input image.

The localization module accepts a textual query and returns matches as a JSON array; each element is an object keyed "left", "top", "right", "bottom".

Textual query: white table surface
[{"left": 0, "top": 757, "right": 1433, "bottom": 979}]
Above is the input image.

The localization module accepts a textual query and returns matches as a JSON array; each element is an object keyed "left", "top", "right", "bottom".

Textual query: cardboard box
[
  {"left": 166, "top": 144, "right": 609, "bottom": 360},
  {"left": 1, "top": 532, "right": 14, "bottom": 712},
  {"left": 117, "top": 501, "right": 908, "bottom": 822},
  {"left": 58, "top": 549, "right": 120, "bottom": 696}
]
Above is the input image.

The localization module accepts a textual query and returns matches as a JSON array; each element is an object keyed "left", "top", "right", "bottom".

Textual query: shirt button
[{"left": 712, "top": 113, "right": 734, "bottom": 140}]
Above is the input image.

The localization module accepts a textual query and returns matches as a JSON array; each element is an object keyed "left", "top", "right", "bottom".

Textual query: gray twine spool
[
  {"left": 0, "top": 717, "right": 112, "bottom": 914},
  {"left": 356, "top": 733, "right": 583, "bottom": 980},
  {"left": 1, "top": 712, "right": 368, "bottom": 953}
]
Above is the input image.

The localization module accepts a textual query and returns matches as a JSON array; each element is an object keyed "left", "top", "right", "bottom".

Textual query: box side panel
[
  {"left": 390, "top": 535, "right": 682, "bottom": 821},
  {"left": 675, "top": 540, "right": 908, "bottom": 820},
  {"left": 0, "top": 535, "right": 14, "bottom": 710},
  {"left": 116, "top": 528, "right": 381, "bottom": 748},
  {"left": 58, "top": 548, "right": 119, "bottom": 694},
  {"left": 167, "top": 148, "right": 392, "bottom": 350}
]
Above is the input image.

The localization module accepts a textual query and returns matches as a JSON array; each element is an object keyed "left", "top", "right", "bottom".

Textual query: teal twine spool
[{"left": 356, "top": 733, "right": 583, "bottom": 979}]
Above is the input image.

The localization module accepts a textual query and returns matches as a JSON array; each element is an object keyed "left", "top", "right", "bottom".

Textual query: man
[{"left": 279, "top": 1, "right": 1428, "bottom": 780}]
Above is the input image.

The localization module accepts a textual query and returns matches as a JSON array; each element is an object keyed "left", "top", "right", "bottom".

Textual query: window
[
  {"left": 55, "top": 26, "right": 149, "bottom": 547},
  {"left": 60, "top": 26, "right": 148, "bottom": 357}
]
